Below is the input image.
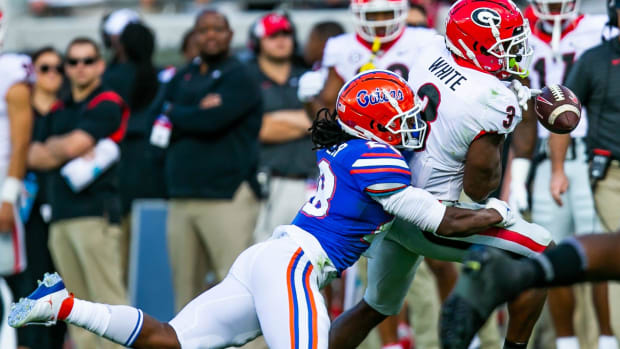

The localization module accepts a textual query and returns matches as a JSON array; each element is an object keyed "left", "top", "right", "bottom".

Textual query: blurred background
[{"left": 3, "top": 0, "right": 608, "bottom": 66}]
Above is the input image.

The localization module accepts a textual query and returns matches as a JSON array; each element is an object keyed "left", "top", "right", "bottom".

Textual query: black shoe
[{"left": 440, "top": 246, "right": 526, "bottom": 349}]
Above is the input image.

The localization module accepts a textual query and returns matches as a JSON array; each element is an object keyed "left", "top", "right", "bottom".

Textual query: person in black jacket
[
  {"left": 27, "top": 37, "right": 129, "bottom": 349},
  {"left": 113, "top": 22, "right": 167, "bottom": 283},
  {"left": 162, "top": 10, "right": 262, "bottom": 312}
]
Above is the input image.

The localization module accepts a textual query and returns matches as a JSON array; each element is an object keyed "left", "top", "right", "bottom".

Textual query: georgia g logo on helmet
[{"left": 471, "top": 8, "right": 501, "bottom": 27}]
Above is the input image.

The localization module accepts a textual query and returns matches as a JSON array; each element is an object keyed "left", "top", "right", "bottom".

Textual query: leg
[
  {"left": 0, "top": 277, "right": 17, "bottom": 349},
  {"left": 11, "top": 246, "right": 267, "bottom": 349},
  {"left": 330, "top": 299, "right": 387, "bottom": 349},
  {"left": 67, "top": 219, "right": 127, "bottom": 349},
  {"left": 440, "top": 233, "right": 620, "bottom": 348},
  {"left": 195, "top": 182, "right": 259, "bottom": 282},
  {"left": 250, "top": 237, "right": 330, "bottom": 349},
  {"left": 408, "top": 262, "right": 442, "bottom": 349},
  {"left": 532, "top": 159, "right": 577, "bottom": 345},
  {"left": 505, "top": 288, "right": 547, "bottom": 345},
  {"left": 593, "top": 166, "right": 620, "bottom": 233},
  {"left": 548, "top": 287, "right": 576, "bottom": 337},
  {"left": 425, "top": 258, "right": 457, "bottom": 302},
  {"left": 167, "top": 200, "right": 202, "bottom": 311},
  {"left": 331, "top": 234, "right": 421, "bottom": 349},
  {"left": 48, "top": 220, "right": 98, "bottom": 349}
]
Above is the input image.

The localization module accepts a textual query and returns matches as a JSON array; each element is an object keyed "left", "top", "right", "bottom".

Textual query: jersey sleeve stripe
[
  {"left": 361, "top": 152, "right": 402, "bottom": 158},
  {"left": 352, "top": 158, "right": 409, "bottom": 169},
  {"left": 365, "top": 184, "right": 408, "bottom": 195},
  {"left": 350, "top": 168, "right": 412, "bottom": 175}
]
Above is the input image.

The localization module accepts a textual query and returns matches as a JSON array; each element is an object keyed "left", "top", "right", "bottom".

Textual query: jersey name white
[
  {"left": 407, "top": 37, "right": 521, "bottom": 201},
  {"left": 322, "top": 27, "right": 436, "bottom": 81},
  {"left": 0, "top": 54, "right": 32, "bottom": 171},
  {"left": 529, "top": 14, "right": 613, "bottom": 138}
]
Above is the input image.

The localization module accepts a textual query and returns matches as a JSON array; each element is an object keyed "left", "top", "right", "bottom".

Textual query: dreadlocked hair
[{"left": 310, "top": 108, "right": 355, "bottom": 150}]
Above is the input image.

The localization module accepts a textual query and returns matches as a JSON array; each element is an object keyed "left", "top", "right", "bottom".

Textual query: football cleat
[
  {"left": 9, "top": 272, "right": 70, "bottom": 328},
  {"left": 440, "top": 246, "right": 531, "bottom": 349}
]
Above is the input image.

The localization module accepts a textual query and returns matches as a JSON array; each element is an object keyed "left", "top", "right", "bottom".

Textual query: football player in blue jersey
[{"left": 7, "top": 70, "right": 515, "bottom": 349}]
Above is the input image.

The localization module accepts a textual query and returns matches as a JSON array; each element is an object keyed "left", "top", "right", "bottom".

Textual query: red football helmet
[
  {"left": 445, "top": 0, "right": 533, "bottom": 79},
  {"left": 350, "top": 0, "right": 409, "bottom": 44},
  {"left": 336, "top": 70, "right": 426, "bottom": 150}
]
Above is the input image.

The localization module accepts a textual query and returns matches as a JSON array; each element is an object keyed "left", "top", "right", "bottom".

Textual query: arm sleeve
[
  {"left": 77, "top": 101, "right": 122, "bottom": 140},
  {"left": 476, "top": 86, "right": 522, "bottom": 135},
  {"left": 347, "top": 144, "right": 412, "bottom": 194},
  {"left": 167, "top": 67, "right": 262, "bottom": 134},
  {"left": 564, "top": 51, "right": 592, "bottom": 107},
  {"left": 372, "top": 186, "right": 446, "bottom": 233}
]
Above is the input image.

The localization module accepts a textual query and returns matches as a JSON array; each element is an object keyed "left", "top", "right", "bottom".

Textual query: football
[{"left": 534, "top": 84, "right": 581, "bottom": 134}]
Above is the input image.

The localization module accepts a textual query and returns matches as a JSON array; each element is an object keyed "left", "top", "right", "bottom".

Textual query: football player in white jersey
[
  {"left": 299, "top": 0, "right": 436, "bottom": 113},
  {"left": 329, "top": 1, "right": 555, "bottom": 348},
  {"left": 507, "top": 2, "right": 619, "bottom": 349},
  {"left": 298, "top": 2, "right": 452, "bottom": 347},
  {"left": 0, "top": 3, "right": 35, "bottom": 348}
]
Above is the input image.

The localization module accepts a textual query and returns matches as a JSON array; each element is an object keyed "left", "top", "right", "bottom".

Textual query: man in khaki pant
[
  {"left": 28, "top": 38, "right": 129, "bottom": 349},
  {"left": 161, "top": 11, "right": 263, "bottom": 315}
]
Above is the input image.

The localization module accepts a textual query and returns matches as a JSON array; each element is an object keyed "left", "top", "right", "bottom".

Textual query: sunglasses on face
[
  {"left": 37, "top": 64, "right": 63, "bottom": 74},
  {"left": 66, "top": 57, "right": 98, "bottom": 66}
]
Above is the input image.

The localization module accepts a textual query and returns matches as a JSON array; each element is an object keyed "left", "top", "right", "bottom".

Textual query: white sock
[
  {"left": 599, "top": 336, "right": 619, "bottom": 349},
  {"left": 65, "top": 299, "right": 144, "bottom": 346},
  {"left": 65, "top": 298, "right": 111, "bottom": 336},
  {"left": 556, "top": 336, "right": 579, "bottom": 349}
]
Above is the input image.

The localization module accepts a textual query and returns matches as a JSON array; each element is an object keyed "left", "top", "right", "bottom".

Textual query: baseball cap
[
  {"left": 103, "top": 9, "right": 140, "bottom": 36},
  {"left": 253, "top": 13, "right": 293, "bottom": 39}
]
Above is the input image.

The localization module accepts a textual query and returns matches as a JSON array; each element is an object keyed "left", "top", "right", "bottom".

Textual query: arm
[
  {"left": 511, "top": 78, "right": 537, "bottom": 159},
  {"left": 548, "top": 53, "right": 592, "bottom": 206},
  {"left": 28, "top": 142, "right": 63, "bottom": 170},
  {"left": 0, "top": 83, "right": 33, "bottom": 232},
  {"left": 463, "top": 132, "right": 505, "bottom": 202},
  {"left": 259, "top": 110, "right": 311, "bottom": 143},
  {"left": 548, "top": 133, "right": 571, "bottom": 206},
  {"left": 45, "top": 130, "right": 95, "bottom": 161},
  {"left": 5, "top": 83, "right": 32, "bottom": 180},
  {"left": 28, "top": 130, "right": 95, "bottom": 170},
  {"left": 507, "top": 78, "right": 537, "bottom": 212},
  {"left": 167, "top": 68, "right": 261, "bottom": 134},
  {"left": 304, "top": 68, "right": 344, "bottom": 119},
  {"left": 373, "top": 186, "right": 503, "bottom": 238}
]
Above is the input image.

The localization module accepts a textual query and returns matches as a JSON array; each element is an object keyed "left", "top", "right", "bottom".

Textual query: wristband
[
  {"left": 1, "top": 176, "right": 21, "bottom": 204},
  {"left": 511, "top": 158, "right": 531, "bottom": 184}
]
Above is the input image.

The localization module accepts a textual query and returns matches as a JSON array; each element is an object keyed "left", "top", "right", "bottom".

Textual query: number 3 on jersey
[
  {"left": 302, "top": 160, "right": 336, "bottom": 218},
  {"left": 415, "top": 83, "right": 441, "bottom": 151}
]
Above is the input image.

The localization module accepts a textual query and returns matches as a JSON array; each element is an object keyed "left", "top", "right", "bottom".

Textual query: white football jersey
[
  {"left": 322, "top": 27, "right": 436, "bottom": 81},
  {"left": 529, "top": 14, "right": 611, "bottom": 138},
  {"left": 407, "top": 37, "right": 521, "bottom": 201},
  {"left": 0, "top": 54, "right": 32, "bottom": 171}
]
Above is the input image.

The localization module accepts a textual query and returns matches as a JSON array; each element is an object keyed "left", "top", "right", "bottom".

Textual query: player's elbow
[{"left": 434, "top": 217, "right": 462, "bottom": 237}]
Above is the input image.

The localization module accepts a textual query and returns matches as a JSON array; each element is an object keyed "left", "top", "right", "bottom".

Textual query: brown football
[{"left": 534, "top": 84, "right": 581, "bottom": 134}]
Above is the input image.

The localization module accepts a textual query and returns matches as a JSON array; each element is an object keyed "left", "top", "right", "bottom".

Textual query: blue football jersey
[{"left": 292, "top": 139, "right": 412, "bottom": 273}]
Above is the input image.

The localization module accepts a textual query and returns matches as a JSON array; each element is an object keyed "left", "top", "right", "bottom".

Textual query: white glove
[
  {"left": 297, "top": 69, "right": 327, "bottom": 103},
  {"left": 504, "top": 80, "right": 541, "bottom": 111},
  {"left": 508, "top": 158, "right": 531, "bottom": 215},
  {"left": 485, "top": 198, "right": 517, "bottom": 227}
]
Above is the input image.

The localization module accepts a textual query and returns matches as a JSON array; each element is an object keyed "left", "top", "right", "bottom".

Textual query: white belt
[{"left": 272, "top": 225, "right": 338, "bottom": 289}]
